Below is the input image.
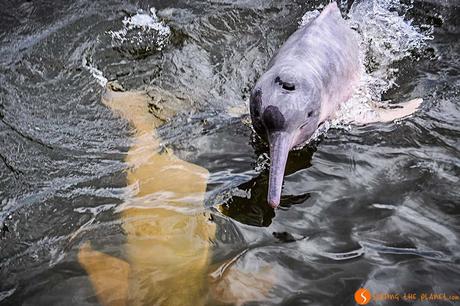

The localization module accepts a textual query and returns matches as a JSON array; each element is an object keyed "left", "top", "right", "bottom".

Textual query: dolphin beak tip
[{"left": 267, "top": 197, "right": 280, "bottom": 209}]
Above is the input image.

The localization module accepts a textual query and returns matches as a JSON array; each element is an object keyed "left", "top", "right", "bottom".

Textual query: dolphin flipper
[
  {"left": 353, "top": 98, "right": 423, "bottom": 124},
  {"left": 374, "top": 98, "right": 423, "bottom": 123},
  {"left": 78, "top": 242, "right": 130, "bottom": 306}
]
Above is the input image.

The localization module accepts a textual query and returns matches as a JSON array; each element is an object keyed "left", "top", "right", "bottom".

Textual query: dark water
[{"left": 0, "top": 0, "right": 459, "bottom": 305}]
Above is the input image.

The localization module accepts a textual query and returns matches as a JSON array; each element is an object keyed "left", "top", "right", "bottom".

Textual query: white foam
[
  {"left": 107, "top": 8, "right": 171, "bottom": 51},
  {"left": 82, "top": 55, "right": 108, "bottom": 87},
  {"left": 127, "top": 8, "right": 168, "bottom": 29},
  {"left": 299, "top": 9, "right": 320, "bottom": 26}
]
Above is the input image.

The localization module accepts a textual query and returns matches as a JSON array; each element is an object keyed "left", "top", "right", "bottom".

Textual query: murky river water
[{"left": 0, "top": 0, "right": 459, "bottom": 305}]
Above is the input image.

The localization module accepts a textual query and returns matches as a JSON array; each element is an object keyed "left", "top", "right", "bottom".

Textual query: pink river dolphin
[{"left": 250, "top": 2, "right": 421, "bottom": 208}]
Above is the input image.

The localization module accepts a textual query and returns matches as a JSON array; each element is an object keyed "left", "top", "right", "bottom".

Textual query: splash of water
[
  {"left": 299, "top": 9, "right": 320, "bottom": 26},
  {"left": 82, "top": 55, "right": 108, "bottom": 87},
  {"left": 107, "top": 8, "right": 171, "bottom": 52}
]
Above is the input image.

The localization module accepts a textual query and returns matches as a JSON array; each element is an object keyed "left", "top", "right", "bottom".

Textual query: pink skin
[{"left": 250, "top": 3, "right": 360, "bottom": 208}]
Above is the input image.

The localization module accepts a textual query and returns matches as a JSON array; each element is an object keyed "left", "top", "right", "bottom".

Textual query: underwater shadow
[{"left": 219, "top": 138, "right": 317, "bottom": 227}]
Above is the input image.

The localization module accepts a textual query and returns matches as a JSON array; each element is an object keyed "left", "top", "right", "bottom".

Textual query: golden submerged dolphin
[{"left": 78, "top": 82, "right": 215, "bottom": 306}]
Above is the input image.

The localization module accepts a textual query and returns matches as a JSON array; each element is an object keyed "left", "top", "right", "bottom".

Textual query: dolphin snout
[{"left": 267, "top": 132, "right": 292, "bottom": 208}]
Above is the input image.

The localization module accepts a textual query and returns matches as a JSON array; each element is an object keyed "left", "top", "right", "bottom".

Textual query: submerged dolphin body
[{"left": 250, "top": 2, "right": 360, "bottom": 207}]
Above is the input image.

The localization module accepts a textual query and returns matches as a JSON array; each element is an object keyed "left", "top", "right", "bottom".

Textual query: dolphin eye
[
  {"left": 307, "top": 111, "right": 314, "bottom": 117},
  {"left": 282, "top": 82, "right": 295, "bottom": 91},
  {"left": 274, "top": 76, "right": 295, "bottom": 91}
]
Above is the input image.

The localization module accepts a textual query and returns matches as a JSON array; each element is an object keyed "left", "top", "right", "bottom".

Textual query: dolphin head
[{"left": 250, "top": 67, "right": 320, "bottom": 208}]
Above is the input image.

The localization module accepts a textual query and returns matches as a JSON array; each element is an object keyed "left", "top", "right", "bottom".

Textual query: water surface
[{"left": 0, "top": 0, "right": 459, "bottom": 305}]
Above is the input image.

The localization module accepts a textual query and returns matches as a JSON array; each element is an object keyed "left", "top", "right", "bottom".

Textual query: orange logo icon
[{"left": 355, "top": 288, "right": 371, "bottom": 305}]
